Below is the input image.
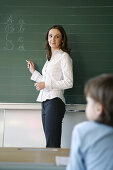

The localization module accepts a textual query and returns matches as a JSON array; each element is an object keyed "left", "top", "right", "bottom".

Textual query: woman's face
[{"left": 48, "top": 28, "right": 62, "bottom": 51}]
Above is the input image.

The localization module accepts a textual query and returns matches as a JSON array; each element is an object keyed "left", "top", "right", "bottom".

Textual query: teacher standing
[{"left": 27, "top": 25, "right": 73, "bottom": 148}]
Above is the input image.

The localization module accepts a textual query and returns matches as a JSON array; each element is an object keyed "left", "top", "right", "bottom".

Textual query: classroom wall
[
  {"left": 0, "top": 104, "right": 86, "bottom": 148},
  {"left": 0, "top": 0, "right": 113, "bottom": 104},
  {"left": 62, "top": 110, "right": 86, "bottom": 148},
  {"left": 0, "top": 0, "right": 113, "bottom": 149}
]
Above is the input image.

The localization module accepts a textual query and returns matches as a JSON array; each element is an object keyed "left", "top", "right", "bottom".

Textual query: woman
[{"left": 27, "top": 25, "right": 73, "bottom": 148}]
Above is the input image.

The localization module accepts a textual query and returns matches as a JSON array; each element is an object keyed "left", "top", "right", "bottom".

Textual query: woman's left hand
[{"left": 34, "top": 82, "right": 45, "bottom": 91}]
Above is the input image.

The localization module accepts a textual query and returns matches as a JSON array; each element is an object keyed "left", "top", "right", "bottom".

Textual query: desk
[
  {"left": 0, "top": 147, "right": 69, "bottom": 164},
  {"left": 0, "top": 147, "right": 69, "bottom": 170},
  {"left": 0, "top": 163, "right": 66, "bottom": 170}
]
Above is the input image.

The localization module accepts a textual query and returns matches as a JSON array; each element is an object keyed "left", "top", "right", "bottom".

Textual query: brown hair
[
  {"left": 45, "top": 25, "right": 71, "bottom": 61},
  {"left": 84, "top": 74, "right": 113, "bottom": 127}
]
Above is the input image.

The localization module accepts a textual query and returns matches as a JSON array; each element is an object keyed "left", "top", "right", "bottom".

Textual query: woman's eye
[
  {"left": 56, "top": 35, "right": 60, "bottom": 38},
  {"left": 49, "top": 35, "right": 52, "bottom": 38}
]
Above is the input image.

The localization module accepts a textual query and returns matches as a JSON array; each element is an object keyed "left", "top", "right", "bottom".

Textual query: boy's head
[{"left": 84, "top": 74, "right": 113, "bottom": 127}]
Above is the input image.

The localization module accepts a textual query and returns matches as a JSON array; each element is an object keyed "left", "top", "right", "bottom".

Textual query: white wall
[
  {"left": 3, "top": 109, "right": 46, "bottom": 147},
  {"left": 0, "top": 104, "right": 86, "bottom": 148},
  {"left": 62, "top": 111, "right": 87, "bottom": 148},
  {"left": 0, "top": 109, "right": 4, "bottom": 147}
]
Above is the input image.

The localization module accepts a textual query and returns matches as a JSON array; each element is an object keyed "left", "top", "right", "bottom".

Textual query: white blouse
[{"left": 31, "top": 49, "right": 73, "bottom": 103}]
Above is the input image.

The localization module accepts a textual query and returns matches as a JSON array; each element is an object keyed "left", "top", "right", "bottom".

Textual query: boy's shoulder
[
  {"left": 73, "top": 121, "right": 113, "bottom": 138},
  {"left": 72, "top": 121, "right": 94, "bottom": 136},
  {"left": 74, "top": 121, "right": 99, "bottom": 135},
  {"left": 75, "top": 121, "right": 96, "bottom": 129},
  {"left": 76, "top": 121, "right": 113, "bottom": 129}
]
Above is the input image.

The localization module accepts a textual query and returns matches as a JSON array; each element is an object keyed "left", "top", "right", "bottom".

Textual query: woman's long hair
[{"left": 45, "top": 25, "right": 71, "bottom": 61}]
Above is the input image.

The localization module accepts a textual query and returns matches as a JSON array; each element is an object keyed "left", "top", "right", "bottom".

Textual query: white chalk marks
[{"left": 4, "top": 15, "right": 25, "bottom": 51}]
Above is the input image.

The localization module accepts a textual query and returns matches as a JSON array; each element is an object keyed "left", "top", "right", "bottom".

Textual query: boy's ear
[{"left": 96, "top": 103, "right": 103, "bottom": 116}]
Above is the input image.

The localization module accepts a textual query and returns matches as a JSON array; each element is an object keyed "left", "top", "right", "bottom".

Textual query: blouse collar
[{"left": 52, "top": 49, "right": 63, "bottom": 56}]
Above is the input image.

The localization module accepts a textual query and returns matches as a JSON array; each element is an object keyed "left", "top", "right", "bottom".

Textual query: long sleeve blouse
[{"left": 31, "top": 49, "right": 73, "bottom": 103}]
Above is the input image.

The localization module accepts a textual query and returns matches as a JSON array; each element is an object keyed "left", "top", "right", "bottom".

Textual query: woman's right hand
[{"left": 26, "top": 60, "right": 35, "bottom": 74}]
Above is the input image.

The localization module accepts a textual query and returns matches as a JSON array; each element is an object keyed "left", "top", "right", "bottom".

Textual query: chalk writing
[
  {"left": 17, "top": 37, "right": 25, "bottom": 51},
  {"left": 4, "top": 15, "right": 25, "bottom": 51},
  {"left": 18, "top": 19, "right": 25, "bottom": 33},
  {"left": 4, "top": 15, "right": 15, "bottom": 33},
  {"left": 4, "top": 34, "right": 14, "bottom": 50}
]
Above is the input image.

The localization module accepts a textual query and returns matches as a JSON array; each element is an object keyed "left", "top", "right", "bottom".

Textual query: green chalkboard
[{"left": 0, "top": 0, "right": 113, "bottom": 103}]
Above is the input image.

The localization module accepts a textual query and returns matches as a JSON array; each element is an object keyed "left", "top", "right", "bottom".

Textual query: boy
[{"left": 67, "top": 74, "right": 113, "bottom": 170}]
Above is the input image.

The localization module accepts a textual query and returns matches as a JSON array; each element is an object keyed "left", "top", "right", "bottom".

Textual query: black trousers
[{"left": 42, "top": 97, "right": 65, "bottom": 148}]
